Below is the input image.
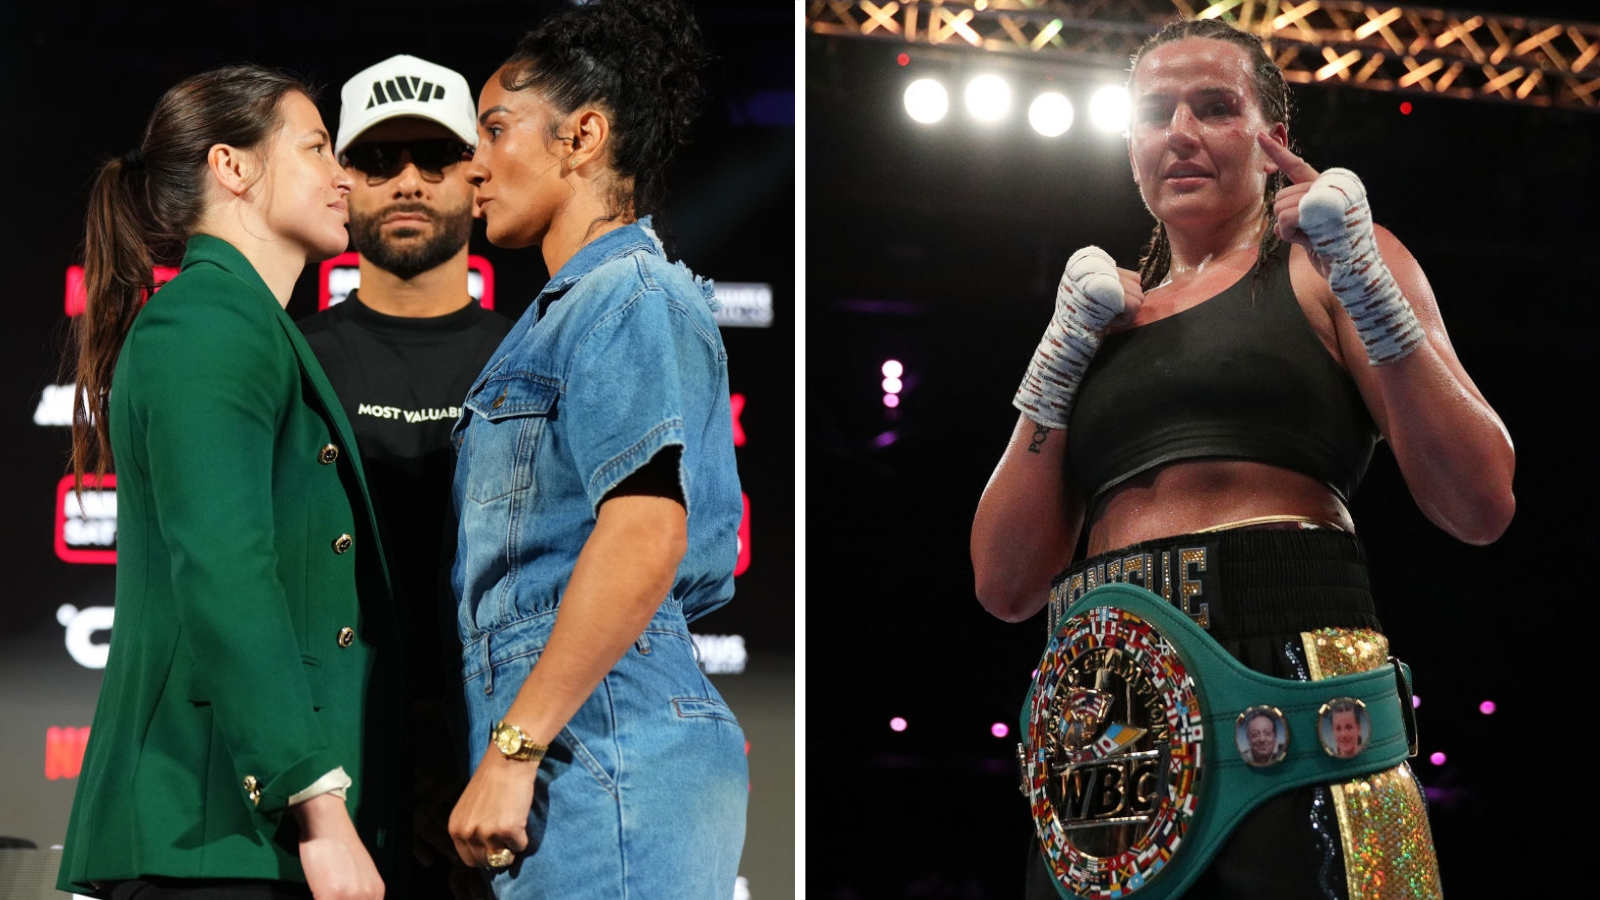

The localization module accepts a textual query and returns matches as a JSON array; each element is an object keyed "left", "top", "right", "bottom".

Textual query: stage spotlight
[
  {"left": 1478, "top": 700, "right": 1496, "bottom": 715},
  {"left": 1089, "top": 84, "right": 1131, "bottom": 134},
  {"left": 882, "top": 359, "right": 904, "bottom": 410},
  {"left": 964, "top": 73, "right": 1011, "bottom": 123},
  {"left": 890, "top": 716, "right": 908, "bottom": 732},
  {"left": 1028, "top": 91, "right": 1074, "bottom": 137},
  {"left": 1429, "top": 751, "right": 1446, "bottom": 765},
  {"left": 991, "top": 722, "right": 1010, "bottom": 739},
  {"left": 904, "top": 78, "right": 949, "bottom": 124}
]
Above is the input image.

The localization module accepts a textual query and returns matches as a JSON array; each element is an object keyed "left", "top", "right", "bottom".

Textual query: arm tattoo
[{"left": 1027, "top": 423, "right": 1052, "bottom": 454}]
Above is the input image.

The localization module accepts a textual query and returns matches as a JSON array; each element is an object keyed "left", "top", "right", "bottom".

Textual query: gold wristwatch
[{"left": 490, "top": 720, "right": 547, "bottom": 763}]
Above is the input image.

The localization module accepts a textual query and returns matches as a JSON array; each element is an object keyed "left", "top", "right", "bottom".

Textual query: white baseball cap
[{"left": 335, "top": 54, "right": 478, "bottom": 156}]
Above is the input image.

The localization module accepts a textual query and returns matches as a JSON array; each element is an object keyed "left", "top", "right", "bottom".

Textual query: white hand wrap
[
  {"left": 1297, "top": 168, "right": 1424, "bottom": 365},
  {"left": 1012, "top": 246, "right": 1124, "bottom": 430}
]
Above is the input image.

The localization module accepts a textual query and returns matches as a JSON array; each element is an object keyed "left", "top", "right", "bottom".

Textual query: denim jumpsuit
[{"left": 451, "top": 219, "right": 747, "bottom": 898}]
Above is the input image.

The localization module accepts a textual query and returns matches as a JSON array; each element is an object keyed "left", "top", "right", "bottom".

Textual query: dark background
[
  {"left": 0, "top": 1, "right": 794, "bottom": 896},
  {"left": 806, "top": 1, "right": 1597, "bottom": 897}
]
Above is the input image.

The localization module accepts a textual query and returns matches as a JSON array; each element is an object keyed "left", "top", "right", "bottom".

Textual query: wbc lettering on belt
[{"left": 1049, "top": 542, "right": 1214, "bottom": 634}]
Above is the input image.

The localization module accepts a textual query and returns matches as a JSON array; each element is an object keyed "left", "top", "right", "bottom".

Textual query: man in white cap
[{"left": 298, "top": 53, "right": 510, "bottom": 900}]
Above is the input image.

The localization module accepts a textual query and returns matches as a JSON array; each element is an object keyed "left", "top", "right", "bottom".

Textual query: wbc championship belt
[{"left": 1019, "top": 583, "right": 1418, "bottom": 900}]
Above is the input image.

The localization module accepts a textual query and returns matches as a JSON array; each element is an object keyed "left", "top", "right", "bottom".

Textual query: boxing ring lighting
[
  {"left": 964, "top": 72, "right": 1014, "bottom": 121},
  {"left": 904, "top": 77, "right": 951, "bottom": 122},
  {"left": 809, "top": 0, "right": 1600, "bottom": 112},
  {"left": 1088, "top": 83, "right": 1131, "bottom": 132},
  {"left": 901, "top": 69, "right": 1128, "bottom": 136},
  {"left": 881, "top": 359, "right": 904, "bottom": 409},
  {"left": 1027, "top": 90, "right": 1074, "bottom": 135}
]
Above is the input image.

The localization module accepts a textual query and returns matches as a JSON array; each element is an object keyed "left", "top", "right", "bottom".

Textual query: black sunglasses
[{"left": 340, "top": 139, "right": 474, "bottom": 181}]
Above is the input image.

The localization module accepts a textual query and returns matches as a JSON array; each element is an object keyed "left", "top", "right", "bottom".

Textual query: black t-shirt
[{"left": 298, "top": 290, "right": 512, "bottom": 696}]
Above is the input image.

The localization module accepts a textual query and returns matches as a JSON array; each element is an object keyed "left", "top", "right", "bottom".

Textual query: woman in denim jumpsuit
[{"left": 444, "top": 1, "right": 747, "bottom": 897}]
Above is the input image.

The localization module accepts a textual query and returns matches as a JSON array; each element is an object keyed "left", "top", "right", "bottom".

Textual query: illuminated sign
[
  {"left": 736, "top": 492, "right": 752, "bottom": 577},
  {"left": 692, "top": 633, "right": 749, "bottom": 675},
  {"left": 713, "top": 282, "right": 774, "bottom": 328},
  {"left": 56, "top": 475, "right": 116, "bottom": 564},
  {"left": 58, "top": 604, "right": 114, "bottom": 669},
  {"left": 64, "top": 265, "right": 180, "bottom": 316},
  {"left": 34, "top": 383, "right": 75, "bottom": 426},
  {"left": 317, "top": 251, "right": 496, "bottom": 310},
  {"left": 44, "top": 727, "right": 91, "bottom": 780}
]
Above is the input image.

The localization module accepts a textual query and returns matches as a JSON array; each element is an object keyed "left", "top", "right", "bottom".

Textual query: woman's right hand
[
  {"left": 1106, "top": 266, "right": 1146, "bottom": 334},
  {"left": 294, "top": 792, "right": 385, "bottom": 900},
  {"left": 1012, "top": 246, "right": 1131, "bottom": 430}
]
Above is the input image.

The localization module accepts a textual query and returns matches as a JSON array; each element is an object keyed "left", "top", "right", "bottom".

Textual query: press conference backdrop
[{"left": 0, "top": 3, "right": 795, "bottom": 897}]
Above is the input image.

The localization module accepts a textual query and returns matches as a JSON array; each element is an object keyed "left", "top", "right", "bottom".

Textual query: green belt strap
[{"left": 1020, "top": 582, "right": 1417, "bottom": 900}]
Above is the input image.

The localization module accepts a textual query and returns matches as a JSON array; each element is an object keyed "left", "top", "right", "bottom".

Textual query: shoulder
[
  {"left": 296, "top": 303, "right": 344, "bottom": 337},
  {"left": 590, "top": 251, "right": 718, "bottom": 327},
  {"left": 577, "top": 254, "right": 721, "bottom": 351},
  {"left": 467, "top": 304, "right": 515, "bottom": 336},
  {"left": 133, "top": 265, "right": 283, "bottom": 348}
]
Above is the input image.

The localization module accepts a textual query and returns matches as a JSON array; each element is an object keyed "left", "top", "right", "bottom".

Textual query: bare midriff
[{"left": 1083, "top": 459, "right": 1353, "bottom": 557}]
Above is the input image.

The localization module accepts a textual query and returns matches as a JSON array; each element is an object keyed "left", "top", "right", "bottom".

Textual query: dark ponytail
[{"left": 69, "top": 64, "right": 313, "bottom": 491}]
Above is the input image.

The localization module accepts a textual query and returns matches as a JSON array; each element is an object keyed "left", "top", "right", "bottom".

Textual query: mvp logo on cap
[
  {"left": 335, "top": 54, "right": 478, "bottom": 156},
  {"left": 366, "top": 75, "right": 451, "bottom": 108}
]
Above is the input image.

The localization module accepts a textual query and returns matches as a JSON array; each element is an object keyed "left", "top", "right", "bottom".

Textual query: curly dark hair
[
  {"left": 500, "top": 0, "right": 711, "bottom": 231},
  {"left": 1128, "top": 18, "right": 1298, "bottom": 292}
]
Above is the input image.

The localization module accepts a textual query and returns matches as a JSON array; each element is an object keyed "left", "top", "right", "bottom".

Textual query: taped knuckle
[
  {"left": 1065, "top": 245, "right": 1117, "bottom": 280},
  {"left": 1081, "top": 273, "right": 1125, "bottom": 314}
]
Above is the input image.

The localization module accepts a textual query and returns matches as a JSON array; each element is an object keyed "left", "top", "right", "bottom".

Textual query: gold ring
[{"left": 486, "top": 848, "right": 515, "bottom": 868}]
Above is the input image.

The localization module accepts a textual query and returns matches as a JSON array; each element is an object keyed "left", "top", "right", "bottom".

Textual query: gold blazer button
[
  {"left": 319, "top": 444, "right": 340, "bottom": 464},
  {"left": 338, "top": 627, "right": 356, "bottom": 648},
  {"left": 243, "top": 774, "right": 261, "bottom": 805},
  {"left": 332, "top": 534, "right": 353, "bottom": 554}
]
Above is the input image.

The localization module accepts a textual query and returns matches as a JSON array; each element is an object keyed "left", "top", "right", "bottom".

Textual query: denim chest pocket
[{"left": 460, "top": 372, "right": 562, "bottom": 504}]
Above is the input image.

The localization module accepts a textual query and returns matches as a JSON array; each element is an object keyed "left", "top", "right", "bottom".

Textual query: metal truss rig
[{"left": 805, "top": 0, "right": 1600, "bottom": 111}]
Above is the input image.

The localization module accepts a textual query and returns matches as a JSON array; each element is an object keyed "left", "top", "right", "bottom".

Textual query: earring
[{"left": 568, "top": 157, "right": 578, "bottom": 170}]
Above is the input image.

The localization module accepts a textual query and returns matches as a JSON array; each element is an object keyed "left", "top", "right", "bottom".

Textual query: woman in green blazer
[{"left": 57, "top": 65, "right": 403, "bottom": 900}]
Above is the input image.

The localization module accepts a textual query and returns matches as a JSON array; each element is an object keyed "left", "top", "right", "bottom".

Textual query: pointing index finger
[{"left": 1256, "top": 132, "right": 1319, "bottom": 184}]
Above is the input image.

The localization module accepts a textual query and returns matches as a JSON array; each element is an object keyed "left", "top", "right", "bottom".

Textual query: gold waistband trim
[{"left": 1194, "top": 514, "right": 1345, "bottom": 534}]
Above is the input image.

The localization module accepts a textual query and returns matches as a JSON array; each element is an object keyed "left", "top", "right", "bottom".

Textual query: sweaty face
[
  {"left": 1127, "top": 37, "right": 1284, "bottom": 231},
  {"left": 461, "top": 67, "right": 575, "bottom": 250},
  {"left": 343, "top": 118, "right": 475, "bottom": 280},
  {"left": 256, "top": 91, "right": 353, "bottom": 262},
  {"left": 1333, "top": 710, "right": 1361, "bottom": 756},
  {"left": 1247, "top": 717, "right": 1277, "bottom": 760}
]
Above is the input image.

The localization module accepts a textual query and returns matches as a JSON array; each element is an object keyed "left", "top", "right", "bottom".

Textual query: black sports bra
[{"left": 1067, "top": 244, "right": 1378, "bottom": 509}]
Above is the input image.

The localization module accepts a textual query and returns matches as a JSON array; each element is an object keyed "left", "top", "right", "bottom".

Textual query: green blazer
[{"left": 58, "top": 235, "right": 404, "bottom": 894}]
